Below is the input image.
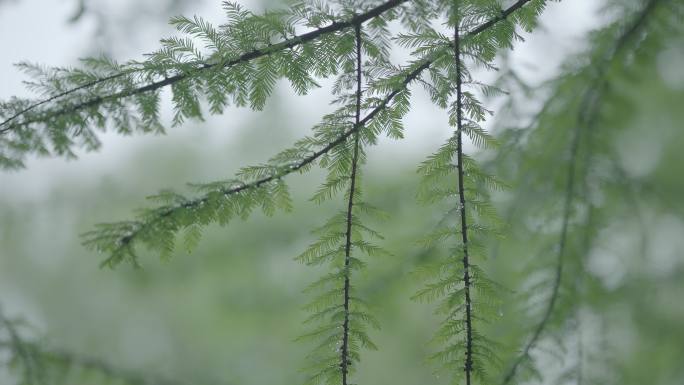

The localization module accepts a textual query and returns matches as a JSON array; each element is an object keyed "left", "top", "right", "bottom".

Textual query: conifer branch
[
  {"left": 3, "top": 1, "right": 676, "bottom": 384},
  {"left": 340, "top": 22, "right": 363, "bottom": 385},
  {"left": 0, "top": 0, "right": 539, "bottom": 171},
  {"left": 0, "top": 0, "right": 535, "bottom": 136},
  {"left": 0, "top": 71, "right": 133, "bottom": 134},
  {"left": 0, "top": 0, "right": 409, "bottom": 134},
  {"left": 84, "top": 0, "right": 540, "bottom": 267},
  {"left": 85, "top": 57, "right": 428, "bottom": 267},
  {"left": 467, "top": 0, "right": 533, "bottom": 36},
  {"left": 453, "top": 9, "right": 474, "bottom": 385},
  {"left": 501, "top": 1, "right": 665, "bottom": 382},
  {"left": 412, "top": 0, "right": 538, "bottom": 381}
]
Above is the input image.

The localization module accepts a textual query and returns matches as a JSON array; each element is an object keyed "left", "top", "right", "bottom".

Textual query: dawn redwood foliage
[{"left": 1, "top": 0, "right": 682, "bottom": 385}]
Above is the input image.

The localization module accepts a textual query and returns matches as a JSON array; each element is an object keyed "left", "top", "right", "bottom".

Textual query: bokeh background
[{"left": 1, "top": 1, "right": 683, "bottom": 384}]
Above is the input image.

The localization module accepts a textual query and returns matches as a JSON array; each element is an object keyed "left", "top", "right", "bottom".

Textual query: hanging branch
[
  {"left": 501, "top": 1, "right": 666, "bottom": 383},
  {"left": 453, "top": 7, "right": 474, "bottom": 384},
  {"left": 411, "top": 0, "right": 528, "bottom": 382},
  {"left": 296, "top": 16, "right": 388, "bottom": 385},
  {"left": 340, "top": 22, "right": 363, "bottom": 385}
]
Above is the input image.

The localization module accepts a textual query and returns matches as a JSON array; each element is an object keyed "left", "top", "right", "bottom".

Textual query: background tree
[{"left": 1, "top": 0, "right": 683, "bottom": 385}]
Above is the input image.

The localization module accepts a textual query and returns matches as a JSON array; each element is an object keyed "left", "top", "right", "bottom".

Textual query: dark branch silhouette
[{"left": 340, "top": 22, "right": 363, "bottom": 385}]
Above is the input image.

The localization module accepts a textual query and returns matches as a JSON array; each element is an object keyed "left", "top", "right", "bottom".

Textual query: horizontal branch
[
  {"left": 0, "top": 70, "right": 133, "bottom": 133},
  {"left": 0, "top": 0, "right": 409, "bottom": 134}
]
